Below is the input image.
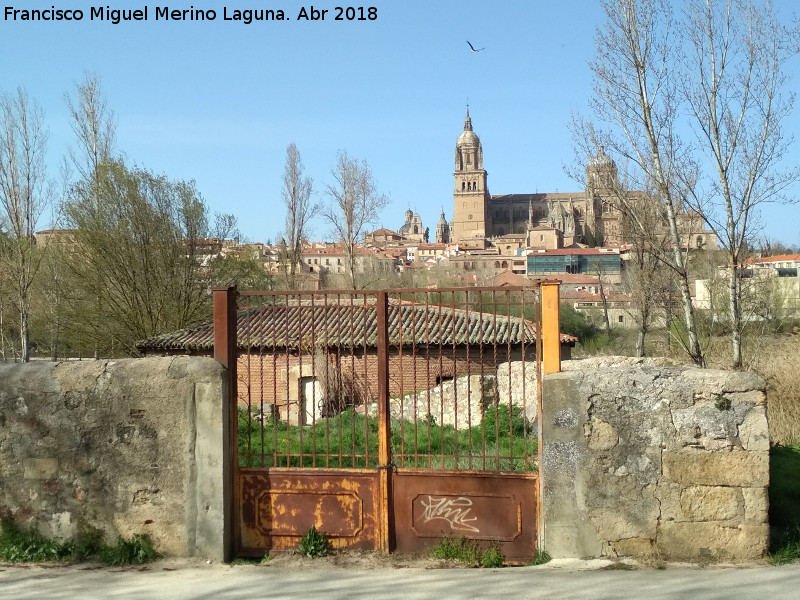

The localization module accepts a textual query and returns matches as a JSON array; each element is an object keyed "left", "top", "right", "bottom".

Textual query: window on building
[
  {"left": 462, "top": 182, "right": 466, "bottom": 191},
  {"left": 326, "top": 259, "right": 330, "bottom": 265},
  {"left": 495, "top": 261, "right": 500, "bottom": 268},
  {"left": 618, "top": 315, "right": 624, "bottom": 323},
  {"left": 473, "top": 181, "right": 477, "bottom": 190},
  {"left": 468, "top": 182, "right": 472, "bottom": 191}
]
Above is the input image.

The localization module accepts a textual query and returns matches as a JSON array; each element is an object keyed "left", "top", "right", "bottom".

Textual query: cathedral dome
[
  {"left": 457, "top": 129, "right": 480, "bottom": 146},
  {"left": 589, "top": 145, "right": 615, "bottom": 168}
]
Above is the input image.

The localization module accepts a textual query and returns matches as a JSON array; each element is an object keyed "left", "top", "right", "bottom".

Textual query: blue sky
[{"left": 2, "top": 0, "right": 799, "bottom": 246}]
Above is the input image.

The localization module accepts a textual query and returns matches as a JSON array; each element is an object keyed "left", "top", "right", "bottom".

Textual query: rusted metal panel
[
  {"left": 392, "top": 470, "right": 538, "bottom": 563},
  {"left": 238, "top": 469, "right": 381, "bottom": 556}
]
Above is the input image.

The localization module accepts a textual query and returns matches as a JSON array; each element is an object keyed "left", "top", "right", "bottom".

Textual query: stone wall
[
  {"left": 542, "top": 357, "right": 769, "bottom": 561},
  {"left": 0, "top": 357, "right": 229, "bottom": 560},
  {"left": 362, "top": 360, "right": 539, "bottom": 427}
]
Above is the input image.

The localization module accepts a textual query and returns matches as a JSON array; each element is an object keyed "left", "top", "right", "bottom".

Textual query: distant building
[
  {"left": 448, "top": 108, "right": 716, "bottom": 251},
  {"left": 398, "top": 209, "right": 426, "bottom": 243},
  {"left": 526, "top": 247, "right": 622, "bottom": 282}
]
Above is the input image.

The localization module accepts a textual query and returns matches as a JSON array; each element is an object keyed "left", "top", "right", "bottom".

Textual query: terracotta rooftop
[
  {"left": 136, "top": 300, "right": 576, "bottom": 353},
  {"left": 746, "top": 254, "right": 800, "bottom": 264}
]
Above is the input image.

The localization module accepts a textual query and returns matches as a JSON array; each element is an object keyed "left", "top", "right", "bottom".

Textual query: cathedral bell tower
[
  {"left": 585, "top": 145, "right": 619, "bottom": 245},
  {"left": 452, "top": 107, "right": 490, "bottom": 245}
]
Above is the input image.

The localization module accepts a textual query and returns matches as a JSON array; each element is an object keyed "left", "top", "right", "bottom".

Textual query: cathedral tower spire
[{"left": 452, "top": 107, "right": 490, "bottom": 245}]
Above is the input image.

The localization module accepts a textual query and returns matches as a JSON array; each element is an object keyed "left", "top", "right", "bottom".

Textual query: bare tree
[
  {"left": 682, "top": 0, "right": 799, "bottom": 368},
  {"left": 280, "top": 143, "right": 315, "bottom": 289},
  {"left": 65, "top": 72, "right": 116, "bottom": 200},
  {"left": 583, "top": 0, "right": 706, "bottom": 366},
  {"left": 321, "top": 151, "right": 388, "bottom": 289},
  {"left": 211, "top": 211, "right": 240, "bottom": 242},
  {"left": 0, "top": 88, "right": 49, "bottom": 361},
  {"left": 65, "top": 73, "right": 117, "bottom": 356},
  {"left": 619, "top": 193, "right": 672, "bottom": 356}
]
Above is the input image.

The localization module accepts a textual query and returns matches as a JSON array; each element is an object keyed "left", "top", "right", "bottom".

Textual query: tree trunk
[{"left": 729, "top": 259, "right": 743, "bottom": 368}]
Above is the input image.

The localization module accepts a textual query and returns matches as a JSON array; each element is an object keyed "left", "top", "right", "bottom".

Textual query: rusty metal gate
[{"left": 215, "top": 285, "right": 551, "bottom": 563}]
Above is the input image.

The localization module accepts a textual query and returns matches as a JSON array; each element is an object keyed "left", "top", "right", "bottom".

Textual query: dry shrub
[{"left": 750, "top": 334, "right": 800, "bottom": 445}]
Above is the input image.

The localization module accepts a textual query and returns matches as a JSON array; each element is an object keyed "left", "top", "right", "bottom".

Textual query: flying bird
[{"left": 466, "top": 40, "right": 485, "bottom": 53}]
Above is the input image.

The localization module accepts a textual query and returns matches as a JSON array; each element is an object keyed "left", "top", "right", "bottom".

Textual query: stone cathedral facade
[{"left": 450, "top": 108, "right": 629, "bottom": 249}]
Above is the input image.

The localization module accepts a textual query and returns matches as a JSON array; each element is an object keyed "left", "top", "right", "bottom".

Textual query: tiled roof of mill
[{"left": 136, "top": 300, "right": 576, "bottom": 353}]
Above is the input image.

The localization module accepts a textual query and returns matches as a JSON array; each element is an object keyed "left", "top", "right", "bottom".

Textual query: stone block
[
  {"left": 672, "top": 403, "right": 738, "bottom": 450},
  {"left": 589, "top": 506, "right": 658, "bottom": 540},
  {"left": 728, "top": 390, "right": 767, "bottom": 406},
  {"left": 662, "top": 450, "right": 768, "bottom": 487},
  {"left": 655, "top": 481, "right": 683, "bottom": 522},
  {"left": 683, "top": 369, "right": 766, "bottom": 398},
  {"left": 587, "top": 419, "right": 618, "bottom": 451},
  {"left": 742, "top": 487, "right": 769, "bottom": 524},
  {"left": 23, "top": 458, "right": 58, "bottom": 480},
  {"left": 679, "top": 486, "right": 740, "bottom": 521},
  {"left": 657, "top": 522, "right": 768, "bottom": 560},
  {"left": 606, "top": 536, "right": 654, "bottom": 557},
  {"left": 738, "top": 406, "right": 769, "bottom": 450}
]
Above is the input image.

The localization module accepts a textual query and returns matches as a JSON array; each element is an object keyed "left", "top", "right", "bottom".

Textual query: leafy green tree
[{"left": 64, "top": 160, "right": 211, "bottom": 355}]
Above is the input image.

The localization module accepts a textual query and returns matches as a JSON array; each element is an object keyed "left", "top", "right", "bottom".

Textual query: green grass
[
  {"left": 530, "top": 549, "right": 551, "bottom": 566},
  {"left": 239, "top": 404, "right": 537, "bottom": 471},
  {"left": 297, "top": 526, "right": 331, "bottom": 558},
  {"left": 0, "top": 516, "right": 158, "bottom": 565},
  {"left": 99, "top": 534, "right": 158, "bottom": 566},
  {"left": 769, "top": 443, "right": 800, "bottom": 565},
  {"left": 431, "top": 536, "right": 505, "bottom": 567},
  {"left": 0, "top": 517, "right": 74, "bottom": 563}
]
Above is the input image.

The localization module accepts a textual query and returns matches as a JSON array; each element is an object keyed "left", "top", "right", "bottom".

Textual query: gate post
[
  {"left": 540, "top": 281, "right": 561, "bottom": 375},
  {"left": 213, "top": 286, "right": 237, "bottom": 562},
  {"left": 376, "top": 290, "right": 394, "bottom": 553}
]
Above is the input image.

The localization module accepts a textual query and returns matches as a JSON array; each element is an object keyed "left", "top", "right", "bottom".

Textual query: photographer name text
[{"left": 3, "top": 5, "right": 378, "bottom": 25}]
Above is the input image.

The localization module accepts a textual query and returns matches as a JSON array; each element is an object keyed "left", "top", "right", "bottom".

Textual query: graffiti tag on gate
[{"left": 420, "top": 496, "right": 479, "bottom": 533}]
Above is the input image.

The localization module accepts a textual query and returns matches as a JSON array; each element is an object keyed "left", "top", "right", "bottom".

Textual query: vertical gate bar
[
  {"left": 271, "top": 299, "right": 279, "bottom": 468},
  {"left": 479, "top": 291, "right": 487, "bottom": 471},
  {"left": 362, "top": 293, "right": 370, "bottom": 468},
  {"left": 212, "top": 285, "right": 237, "bottom": 562},
  {"left": 396, "top": 292, "right": 406, "bottom": 466},
  {"left": 506, "top": 290, "right": 513, "bottom": 470},
  {"left": 297, "top": 299, "right": 305, "bottom": 464},
  {"left": 437, "top": 295, "right": 445, "bottom": 468},
  {"left": 492, "top": 290, "right": 499, "bottom": 469},
  {"left": 424, "top": 291, "right": 433, "bottom": 468},
  {"left": 323, "top": 293, "right": 331, "bottom": 468},
  {"left": 310, "top": 294, "right": 318, "bottom": 466},
  {"left": 536, "top": 281, "right": 544, "bottom": 553},
  {"left": 541, "top": 281, "right": 561, "bottom": 375},
  {"left": 283, "top": 298, "right": 291, "bottom": 463},
  {"left": 465, "top": 291, "right": 472, "bottom": 469},
  {"left": 376, "top": 290, "right": 393, "bottom": 552},
  {"left": 451, "top": 290, "right": 459, "bottom": 468},
  {"left": 519, "top": 288, "right": 526, "bottom": 467}
]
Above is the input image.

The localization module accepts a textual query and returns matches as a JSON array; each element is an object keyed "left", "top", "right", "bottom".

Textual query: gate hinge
[{"left": 377, "top": 462, "right": 397, "bottom": 473}]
